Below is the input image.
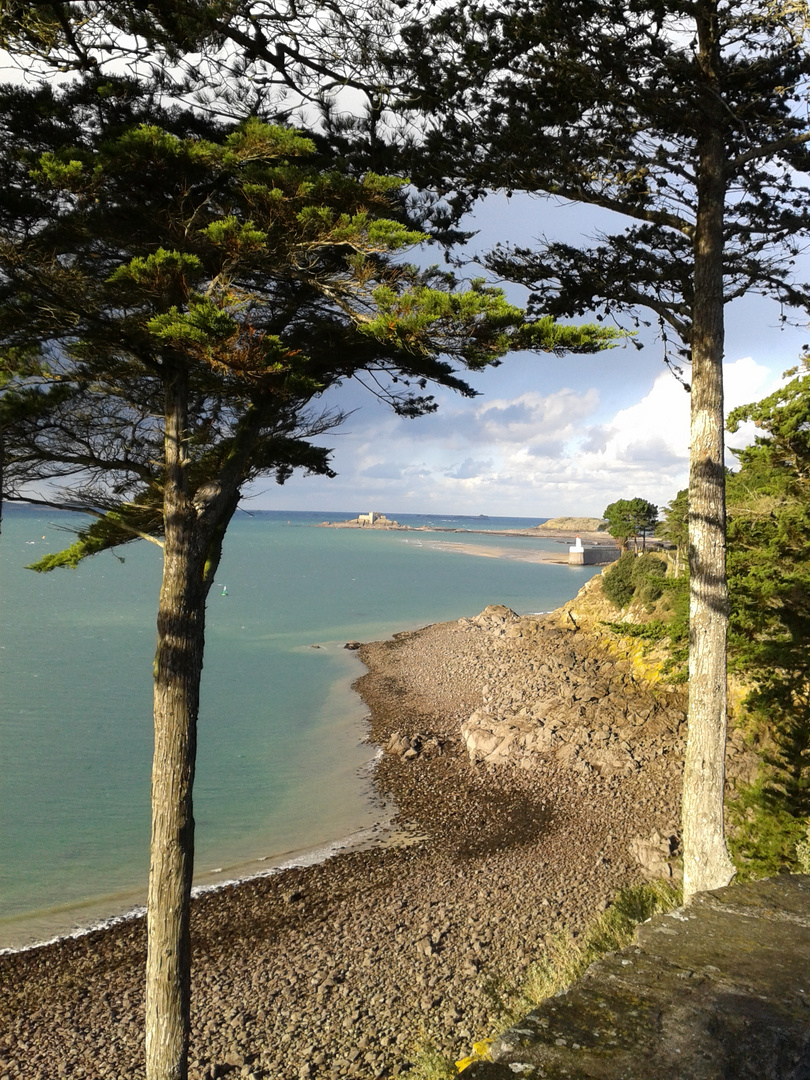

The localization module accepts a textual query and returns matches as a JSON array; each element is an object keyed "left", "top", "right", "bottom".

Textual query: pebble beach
[{"left": 0, "top": 594, "right": 691, "bottom": 1080}]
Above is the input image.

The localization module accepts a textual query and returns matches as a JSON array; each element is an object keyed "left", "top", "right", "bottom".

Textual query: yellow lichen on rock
[
  {"left": 455, "top": 1039, "right": 493, "bottom": 1072},
  {"left": 556, "top": 574, "right": 670, "bottom": 687}
]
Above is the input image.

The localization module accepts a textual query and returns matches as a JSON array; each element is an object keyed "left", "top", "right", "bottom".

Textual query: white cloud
[
  {"left": 360, "top": 462, "right": 405, "bottom": 480},
  {"left": 246, "top": 356, "right": 786, "bottom": 516},
  {"left": 446, "top": 457, "right": 493, "bottom": 480}
]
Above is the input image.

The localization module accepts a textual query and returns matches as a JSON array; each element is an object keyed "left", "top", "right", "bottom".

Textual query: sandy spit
[{"left": 0, "top": 612, "right": 682, "bottom": 1080}]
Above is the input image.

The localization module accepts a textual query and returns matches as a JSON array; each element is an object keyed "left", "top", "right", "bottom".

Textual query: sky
[
  {"left": 244, "top": 193, "right": 808, "bottom": 519},
  {"left": 1, "top": 54, "right": 805, "bottom": 523}
]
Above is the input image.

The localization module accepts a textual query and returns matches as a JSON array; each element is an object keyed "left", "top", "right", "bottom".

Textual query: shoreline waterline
[
  {"left": 0, "top": 590, "right": 688, "bottom": 1080},
  {"left": 0, "top": 634, "right": 425, "bottom": 955},
  {"left": 0, "top": 806, "right": 431, "bottom": 957}
]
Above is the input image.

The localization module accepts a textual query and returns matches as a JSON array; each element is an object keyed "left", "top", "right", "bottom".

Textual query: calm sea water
[{"left": 0, "top": 507, "right": 599, "bottom": 949}]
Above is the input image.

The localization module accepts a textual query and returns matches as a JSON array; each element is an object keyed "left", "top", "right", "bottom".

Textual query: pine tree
[
  {"left": 726, "top": 359, "right": 810, "bottom": 872},
  {"left": 396, "top": 0, "right": 810, "bottom": 898},
  {"left": 651, "top": 363, "right": 810, "bottom": 871},
  {"left": 603, "top": 497, "right": 659, "bottom": 553},
  {"left": 0, "top": 77, "right": 616, "bottom": 1080},
  {"left": 657, "top": 488, "right": 689, "bottom": 577}
]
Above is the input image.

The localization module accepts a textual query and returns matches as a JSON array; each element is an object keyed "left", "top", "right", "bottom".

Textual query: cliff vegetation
[{"left": 569, "top": 361, "right": 810, "bottom": 880}]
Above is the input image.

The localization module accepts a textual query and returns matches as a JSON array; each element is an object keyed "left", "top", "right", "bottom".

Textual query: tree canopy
[
  {"left": 389, "top": 0, "right": 810, "bottom": 899},
  {"left": 397, "top": 0, "right": 810, "bottom": 329},
  {"left": 603, "top": 497, "right": 659, "bottom": 552},
  {"left": 727, "top": 359, "right": 810, "bottom": 679},
  {"left": 0, "top": 77, "right": 614, "bottom": 552},
  {"left": 0, "top": 75, "right": 618, "bottom": 1080},
  {"left": 652, "top": 361, "right": 810, "bottom": 873},
  {"left": 725, "top": 360, "right": 810, "bottom": 872}
]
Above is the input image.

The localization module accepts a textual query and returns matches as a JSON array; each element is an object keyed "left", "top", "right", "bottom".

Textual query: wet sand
[{"left": 0, "top": 607, "right": 683, "bottom": 1080}]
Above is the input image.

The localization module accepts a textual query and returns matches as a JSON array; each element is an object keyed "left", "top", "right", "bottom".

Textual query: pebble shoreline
[{"left": 0, "top": 600, "right": 688, "bottom": 1080}]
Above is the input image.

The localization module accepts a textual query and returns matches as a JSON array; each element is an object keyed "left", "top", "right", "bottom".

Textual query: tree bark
[
  {"left": 682, "top": 0, "right": 736, "bottom": 902},
  {"left": 145, "top": 369, "right": 205, "bottom": 1080}
]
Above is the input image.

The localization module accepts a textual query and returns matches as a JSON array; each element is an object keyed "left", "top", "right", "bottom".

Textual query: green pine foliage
[
  {"left": 655, "top": 488, "right": 688, "bottom": 574},
  {"left": 603, "top": 498, "right": 659, "bottom": 552},
  {"left": 633, "top": 553, "right": 666, "bottom": 605},
  {"left": 0, "top": 77, "right": 619, "bottom": 564},
  {"left": 398, "top": 0, "right": 810, "bottom": 894},
  {"left": 646, "top": 362, "right": 810, "bottom": 874},
  {"left": 729, "top": 778, "right": 809, "bottom": 880},
  {"left": 724, "top": 361, "right": 810, "bottom": 876}
]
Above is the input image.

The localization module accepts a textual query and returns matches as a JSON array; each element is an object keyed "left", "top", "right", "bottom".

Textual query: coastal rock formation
[
  {"left": 385, "top": 731, "right": 445, "bottom": 759},
  {"left": 459, "top": 605, "right": 686, "bottom": 780},
  {"left": 459, "top": 601, "right": 757, "bottom": 796},
  {"left": 536, "top": 516, "right": 607, "bottom": 532},
  {"left": 629, "top": 830, "right": 681, "bottom": 880},
  {"left": 319, "top": 512, "right": 405, "bottom": 529}
]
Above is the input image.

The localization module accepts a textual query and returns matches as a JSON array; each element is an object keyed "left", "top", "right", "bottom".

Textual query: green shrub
[
  {"left": 602, "top": 551, "right": 667, "bottom": 608},
  {"left": 729, "top": 774, "right": 809, "bottom": 878},
  {"left": 630, "top": 552, "right": 666, "bottom": 584},
  {"left": 602, "top": 619, "right": 669, "bottom": 641},
  {"left": 602, "top": 552, "right": 637, "bottom": 607},
  {"left": 632, "top": 552, "right": 667, "bottom": 605}
]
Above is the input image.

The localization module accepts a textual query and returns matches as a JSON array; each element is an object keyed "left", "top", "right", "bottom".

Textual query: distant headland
[{"left": 535, "top": 516, "right": 607, "bottom": 533}]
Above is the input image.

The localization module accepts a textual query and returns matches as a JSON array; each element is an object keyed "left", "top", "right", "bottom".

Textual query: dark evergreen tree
[
  {"left": 726, "top": 359, "right": 810, "bottom": 873},
  {"left": 657, "top": 488, "right": 689, "bottom": 576},
  {"left": 648, "top": 363, "right": 810, "bottom": 872},
  {"left": 603, "top": 497, "right": 659, "bottom": 552},
  {"left": 394, "top": 0, "right": 810, "bottom": 898},
  {"left": 0, "top": 1, "right": 405, "bottom": 137},
  {"left": 0, "top": 78, "right": 615, "bottom": 1080}
]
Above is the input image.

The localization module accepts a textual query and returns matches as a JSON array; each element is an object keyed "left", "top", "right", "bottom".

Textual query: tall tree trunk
[
  {"left": 682, "top": 1, "right": 736, "bottom": 901},
  {"left": 146, "top": 369, "right": 206, "bottom": 1080}
]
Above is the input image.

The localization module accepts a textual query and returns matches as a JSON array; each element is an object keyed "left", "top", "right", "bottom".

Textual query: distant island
[
  {"left": 318, "top": 512, "right": 611, "bottom": 538},
  {"left": 319, "top": 512, "right": 407, "bottom": 529},
  {"left": 536, "top": 516, "right": 607, "bottom": 532}
]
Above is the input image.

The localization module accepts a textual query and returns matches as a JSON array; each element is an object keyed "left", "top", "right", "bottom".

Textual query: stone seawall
[
  {"left": 568, "top": 547, "right": 620, "bottom": 566},
  {"left": 468, "top": 874, "right": 810, "bottom": 1080}
]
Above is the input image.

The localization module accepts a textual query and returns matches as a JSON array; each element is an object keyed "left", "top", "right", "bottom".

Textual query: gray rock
[
  {"left": 629, "top": 830, "right": 680, "bottom": 880},
  {"left": 477, "top": 875, "right": 810, "bottom": 1080}
]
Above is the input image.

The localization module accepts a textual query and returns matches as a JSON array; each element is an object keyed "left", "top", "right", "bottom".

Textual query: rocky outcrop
[
  {"left": 4, "top": 604, "right": 696, "bottom": 1080},
  {"left": 0, "top": 591, "right": 762, "bottom": 1080},
  {"left": 384, "top": 731, "right": 445, "bottom": 760},
  {"left": 319, "top": 513, "right": 405, "bottom": 529},
  {"left": 453, "top": 602, "right": 758, "bottom": 883},
  {"left": 629, "top": 830, "right": 681, "bottom": 881},
  {"left": 468, "top": 874, "right": 810, "bottom": 1080},
  {"left": 457, "top": 605, "right": 688, "bottom": 783},
  {"left": 537, "top": 516, "right": 607, "bottom": 532}
]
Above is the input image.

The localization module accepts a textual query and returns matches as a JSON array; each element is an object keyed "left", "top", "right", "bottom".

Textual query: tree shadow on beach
[{"left": 450, "top": 779, "right": 556, "bottom": 860}]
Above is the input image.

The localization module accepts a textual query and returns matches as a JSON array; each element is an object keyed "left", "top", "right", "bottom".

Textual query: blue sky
[
  {"left": 3, "top": 44, "right": 806, "bottom": 525},
  {"left": 245, "top": 193, "right": 808, "bottom": 519},
  {"left": 1, "top": 57, "right": 802, "bottom": 522}
]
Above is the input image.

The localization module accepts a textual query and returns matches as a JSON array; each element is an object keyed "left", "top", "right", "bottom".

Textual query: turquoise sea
[{"left": 0, "top": 506, "right": 600, "bottom": 950}]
